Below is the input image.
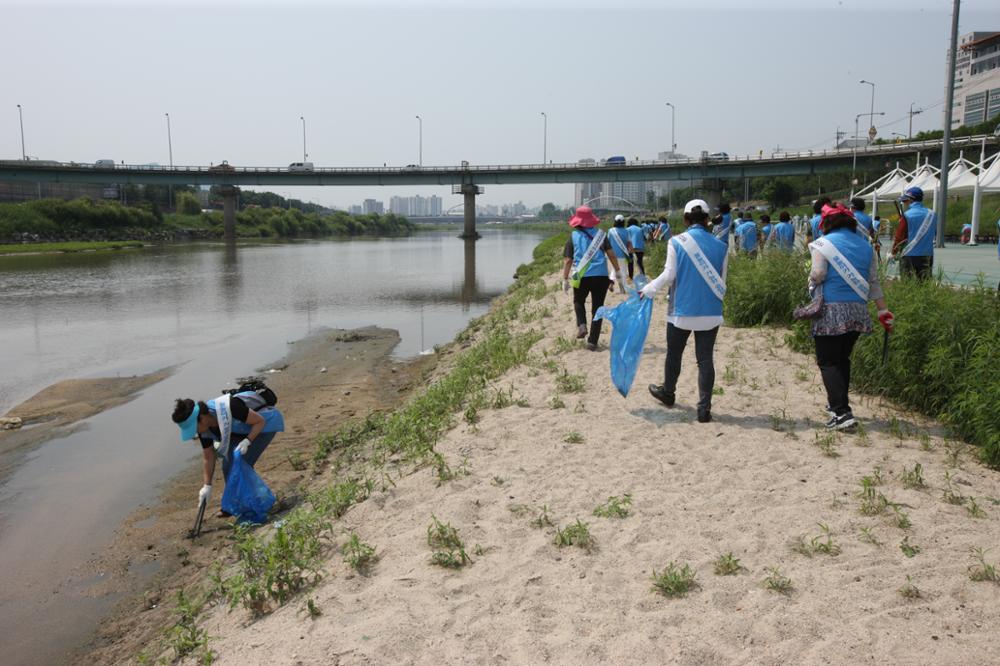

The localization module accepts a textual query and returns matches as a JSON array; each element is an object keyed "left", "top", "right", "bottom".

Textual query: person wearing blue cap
[
  {"left": 891, "top": 186, "right": 935, "bottom": 280},
  {"left": 172, "top": 392, "right": 285, "bottom": 514}
]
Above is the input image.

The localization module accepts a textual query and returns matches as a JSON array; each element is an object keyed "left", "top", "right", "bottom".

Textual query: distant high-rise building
[
  {"left": 362, "top": 199, "right": 384, "bottom": 214},
  {"left": 349, "top": 204, "right": 363, "bottom": 215},
  {"left": 950, "top": 31, "right": 1000, "bottom": 129}
]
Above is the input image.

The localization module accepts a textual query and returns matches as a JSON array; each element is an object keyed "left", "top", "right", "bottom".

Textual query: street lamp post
[
  {"left": 908, "top": 102, "right": 923, "bottom": 139},
  {"left": 860, "top": 80, "right": 876, "bottom": 143},
  {"left": 299, "top": 116, "right": 307, "bottom": 162},
  {"left": 16, "top": 104, "right": 25, "bottom": 160},
  {"left": 665, "top": 102, "right": 676, "bottom": 156},
  {"left": 165, "top": 113, "right": 174, "bottom": 209},
  {"left": 415, "top": 115, "right": 422, "bottom": 166},
  {"left": 540, "top": 112, "right": 547, "bottom": 164},
  {"left": 852, "top": 111, "right": 885, "bottom": 195}
]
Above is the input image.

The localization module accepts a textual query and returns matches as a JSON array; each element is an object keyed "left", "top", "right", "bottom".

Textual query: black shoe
[
  {"left": 697, "top": 409, "right": 712, "bottom": 423},
  {"left": 648, "top": 384, "right": 675, "bottom": 406},
  {"left": 586, "top": 341, "right": 598, "bottom": 351},
  {"left": 576, "top": 324, "right": 587, "bottom": 339},
  {"left": 824, "top": 405, "right": 836, "bottom": 418},
  {"left": 825, "top": 413, "right": 857, "bottom": 431}
]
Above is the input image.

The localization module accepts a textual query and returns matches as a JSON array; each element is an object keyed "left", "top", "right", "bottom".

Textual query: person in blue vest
[
  {"left": 640, "top": 199, "right": 728, "bottom": 423},
  {"left": 808, "top": 202, "right": 893, "bottom": 430},
  {"left": 850, "top": 197, "right": 875, "bottom": 240},
  {"left": 734, "top": 211, "right": 760, "bottom": 256},
  {"left": 760, "top": 214, "right": 773, "bottom": 245},
  {"left": 712, "top": 202, "right": 733, "bottom": 247},
  {"left": 806, "top": 196, "right": 831, "bottom": 242},
  {"left": 654, "top": 215, "right": 672, "bottom": 243},
  {"left": 609, "top": 214, "right": 635, "bottom": 281},
  {"left": 561, "top": 206, "right": 626, "bottom": 351},
  {"left": 172, "top": 391, "right": 285, "bottom": 515},
  {"left": 771, "top": 210, "right": 796, "bottom": 251},
  {"left": 627, "top": 217, "right": 646, "bottom": 276},
  {"left": 890, "top": 186, "right": 935, "bottom": 280}
]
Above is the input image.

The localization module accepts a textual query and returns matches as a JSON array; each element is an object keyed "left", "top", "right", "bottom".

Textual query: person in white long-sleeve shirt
[{"left": 640, "top": 199, "right": 728, "bottom": 423}]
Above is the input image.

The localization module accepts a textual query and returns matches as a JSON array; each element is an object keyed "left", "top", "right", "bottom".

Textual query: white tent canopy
[
  {"left": 908, "top": 162, "right": 940, "bottom": 193},
  {"left": 978, "top": 153, "right": 1000, "bottom": 192},
  {"left": 947, "top": 158, "right": 980, "bottom": 191},
  {"left": 874, "top": 168, "right": 912, "bottom": 198}
]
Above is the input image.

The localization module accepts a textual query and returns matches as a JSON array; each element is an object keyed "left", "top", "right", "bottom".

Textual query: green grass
[
  {"left": 650, "top": 562, "right": 697, "bottom": 598},
  {"left": 593, "top": 494, "right": 632, "bottom": 519},
  {"left": 968, "top": 547, "right": 999, "bottom": 582},
  {"left": 342, "top": 532, "right": 378, "bottom": 573},
  {"left": 163, "top": 590, "right": 213, "bottom": 664},
  {"left": 762, "top": 567, "right": 794, "bottom": 595},
  {"left": 899, "top": 536, "right": 921, "bottom": 558},
  {"left": 713, "top": 553, "right": 745, "bottom": 576},
  {"left": 0, "top": 240, "right": 145, "bottom": 254},
  {"left": 901, "top": 463, "right": 926, "bottom": 490},
  {"left": 564, "top": 431, "right": 585, "bottom": 444},
  {"left": 554, "top": 519, "right": 595, "bottom": 551},
  {"left": 427, "top": 515, "right": 471, "bottom": 568}
]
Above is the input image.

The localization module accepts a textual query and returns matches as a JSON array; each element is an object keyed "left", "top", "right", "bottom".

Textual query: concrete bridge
[{"left": 1, "top": 134, "right": 995, "bottom": 239}]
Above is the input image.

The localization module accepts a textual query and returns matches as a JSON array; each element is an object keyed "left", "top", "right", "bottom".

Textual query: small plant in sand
[
  {"left": 712, "top": 386, "right": 725, "bottom": 396},
  {"left": 310, "top": 477, "right": 371, "bottom": 518},
  {"left": 944, "top": 441, "right": 963, "bottom": 467},
  {"left": 790, "top": 524, "right": 841, "bottom": 557},
  {"left": 858, "top": 477, "right": 889, "bottom": 516},
  {"left": 967, "top": 547, "right": 999, "bottom": 583},
  {"left": 769, "top": 409, "right": 794, "bottom": 433},
  {"left": 286, "top": 450, "right": 308, "bottom": 471},
  {"left": 813, "top": 431, "right": 840, "bottom": 458},
  {"left": 555, "top": 369, "right": 586, "bottom": 394},
  {"left": 887, "top": 415, "right": 905, "bottom": 446},
  {"left": 432, "top": 452, "right": 469, "bottom": 486},
  {"left": 650, "top": 562, "right": 698, "bottom": 598},
  {"left": 858, "top": 526, "right": 881, "bottom": 545},
  {"left": 164, "top": 590, "right": 213, "bottom": 664},
  {"left": 552, "top": 336, "right": 577, "bottom": 355},
  {"left": 918, "top": 433, "right": 933, "bottom": 451},
  {"left": 900, "top": 463, "right": 926, "bottom": 490},
  {"left": 593, "top": 494, "right": 632, "bottom": 519},
  {"left": 342, "top": 532, "right": 378, "bottom": 573},
  {"left": 966, "top": 497, "right": 987, "bottom": 519},
  {"left": 762, "top": 567, "right": 793, "bottom": 595},
  {"left": 899, "top": 536, "right": 921, "bottom": 558},
  {"left": 794, "top": 368, "right": 811, "bottom": 382},
  {"left": 490, "top": 384, "right": 528, "bottom": 409},
  {"left": 508, "top": 503, "right": 531, "bottom": 517},
  {"left": 942, "top": 471, "right": 965, "bottom": 506},
  {"left": 852, "top": 419, "right": 871, "bottom": 446},
  {"left": 302, "top": 598, "right": 323, "bottom": 619},
  {"left": 713, "top": 553, "right": 745, "bottom": 576},
  {"left": 549, "top": 395, "right": 566, "bottom": 409},
  {"left": 490, "top": 475, "right": 506, "bottom": 487},
  {"left": 530, "top": 505, "right": 554, "bottom": 529},
  {"left": 891, "top": 505, "right": 912, "bottom": 530},
  {"left": 554, "top": 519, "right": 594, "bottom": 551},
  {"left": 564, "top": 431, "right": 585, "bottom": 444},
  {"left": 427, "top": 515, "right": 471, "bottom": 568},
  {"left": 898, "top": 576, "right": 921, "bottom": 600}
]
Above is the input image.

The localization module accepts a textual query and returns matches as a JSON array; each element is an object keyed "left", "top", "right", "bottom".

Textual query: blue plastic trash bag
[
  {"left": 594, "top": 275, "right": 653, "bottom": 397},
  {"left": 221, "top": 449, "right": 276, "bottom": 524}
]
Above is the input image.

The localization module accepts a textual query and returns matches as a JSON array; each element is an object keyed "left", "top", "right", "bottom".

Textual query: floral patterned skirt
[{"left": 811, "top": 301, "right": 872, "bottom": 337}]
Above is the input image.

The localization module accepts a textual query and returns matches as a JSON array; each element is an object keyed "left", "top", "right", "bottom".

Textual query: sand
[{"left": 147, "top": 274, "right": 1000, "bottom": 665}]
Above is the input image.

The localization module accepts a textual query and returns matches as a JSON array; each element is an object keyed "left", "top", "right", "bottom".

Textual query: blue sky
[{"left": 2, "top": 0, "right": 998, "bottom": 208}]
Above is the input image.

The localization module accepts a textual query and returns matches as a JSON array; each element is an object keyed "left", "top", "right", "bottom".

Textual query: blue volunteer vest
[
  {"left": 628, "top": 225, "right": 645, "bottom": 251},
  {"left": 810, "top": 213, "right": 823, "bottom": 239},
  {"left": 572, "top": 228, "right": 609, "bottom": 278},
  {"left": 207, "top": 392, "right": 286, "bottom": 436},
  {"left": 658, "top": 222, "right": 671, "bottom": 241},
  {"left": 853, "top": 211, "right": 874, "bottom": 237},
  {"left": 608, "top": 227, "right": 630, "bottom": 259},
  {"left": 773, "top": 222, "right": 795, "bottom": 250},
  {"left": 716, "top": 213, "right": 732, "bottom": 245},
  {"left": 820, "top": 229, "right": 872, "bottom": 304},
  {"left": 735, "top": 221, "right": 758, "bottom": 251},
  {"left": 902, "top": 203, "right": 934, "bottom": 257},
  {"left": 669, "top": 226, "right": 727, "bottom": 317},
  {"left": 761, "top": 223, "right": 772, "bottom": 240}
]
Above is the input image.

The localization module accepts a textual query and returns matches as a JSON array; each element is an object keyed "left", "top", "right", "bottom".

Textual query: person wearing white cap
[
  {"left": 640, "top": 199, "right": 728, "bottom": 423},
  {"left": 609, "top": 214, "right": 635, "bottom": 281}
]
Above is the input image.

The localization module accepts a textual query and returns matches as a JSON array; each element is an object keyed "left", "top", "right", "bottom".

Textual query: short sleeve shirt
[{"left": 199, "top": 396, "right": 249, "bottom": 449}]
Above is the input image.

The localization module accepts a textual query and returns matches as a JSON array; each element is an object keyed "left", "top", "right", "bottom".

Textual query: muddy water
[{"left": 0, "top": 229, "right": 544, "bottom": 665}]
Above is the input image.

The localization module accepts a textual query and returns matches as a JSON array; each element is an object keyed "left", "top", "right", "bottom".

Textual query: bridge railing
[{"left": 3, "top": 134, "right": 994, "bottom": 174}]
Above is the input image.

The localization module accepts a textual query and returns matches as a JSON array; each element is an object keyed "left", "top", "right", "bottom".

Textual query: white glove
[
  {"left": 562, "top": 279, "right": 570, "bottom": 293},
  {"left": 198, "top": 484, "right": 212, "bottom": 506},
  {"left": 236, "top": 438, "right": 251, "bottom": 456},
  {"left": 616, "top": 269, "right": 626, "bottom": 287},
  {"left": 640, "top": 282, "right": 657, "bottom": 299}
]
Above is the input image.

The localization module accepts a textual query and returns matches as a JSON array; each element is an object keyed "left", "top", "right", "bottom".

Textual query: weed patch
[
  {"left": 898, "top": 576, "right": 922, "bottom": 600},
  {"left": 554, "top": 519, "right": 594, "bottom": 551},
  {"left": 427, "top": 515, "right": 471, "bottom": 568},
  {"left": 593, "top": 494, "right": 632, "bottom": 519},
  {"left": 713, "top": 553, "right": 745, "bottom": 576},
  {"left": 763, "top": 567, "right": 794, "bottom": 595},
  {"left": 342, "top": 532, "right": 378, "bottom": 573},
  {"left": 968, "top": 547, "right": 1000, "bottom": 582},
  {"left": 650, "top": 562, "right": 698, "bottom": 598}
]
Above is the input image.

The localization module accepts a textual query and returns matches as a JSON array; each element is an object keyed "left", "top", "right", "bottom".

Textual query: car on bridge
[
  {"left": 209, "top": 160, "right": 235, "bottom": 173},
  {"left": 403, "top": 164, "right": 421, "bottom": 171},
  {"left": 93, "top": 159, "right": 116, "bottom": 169},
  {"left": 288, "top": 162, "right": 314, "bottom": 172},
  {"left": 603, "top": 156, "right": 626, "bottom": 165}
]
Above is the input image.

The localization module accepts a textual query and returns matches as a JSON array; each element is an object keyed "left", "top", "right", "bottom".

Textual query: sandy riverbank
[
  {"left": 66, "top": 325, "right": 435, "bottom": 664},
  {"left": 147, "top": 266, "right": 1000, "bottom": 666}
]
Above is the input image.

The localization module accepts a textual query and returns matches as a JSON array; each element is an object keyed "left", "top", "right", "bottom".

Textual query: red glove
[{"left": 878, "top": 309, "right": 894, "bottom": 333}]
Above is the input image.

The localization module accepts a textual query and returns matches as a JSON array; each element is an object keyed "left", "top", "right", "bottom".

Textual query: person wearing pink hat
[{"left": 561, "top": 206, "right": 625, "bottom": 351}]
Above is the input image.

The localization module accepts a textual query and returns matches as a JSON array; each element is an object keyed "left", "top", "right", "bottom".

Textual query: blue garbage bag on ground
[
  {"left": 594, "top": 275, "right": 653, "bottom": 397},
  {"left": 221, "top": 449, "right": 276, "bottom": 524}
]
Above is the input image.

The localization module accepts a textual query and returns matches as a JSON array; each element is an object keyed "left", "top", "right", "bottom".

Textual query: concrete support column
[
  {"left": 460, "top": 183, "right": 482, "bottom": 240},
  {"left": 700, "top": 179, "right": 723, "bottom": 211},
  {"left": 219, "top": 185, "right": 240, "bottom": 242}
]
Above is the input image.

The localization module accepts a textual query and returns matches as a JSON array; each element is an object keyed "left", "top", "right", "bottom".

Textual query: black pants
[
  {"left": 900, "top": 255, "right": 932, "bottom": 280},
  {"left": 814, "top": 331, "right": 860, "bottom": 417},
  {"left": 633, "top": 251, "right": 645, "bottom": 275},
  {"left": 664, "top": 324, "right": 719, "bottom": 412},
  {"left": 573, "top": 276, "right": 610, "bottom": 344},
  {"left": 625, "top": 256, "right": 636, "bottom": 279}
]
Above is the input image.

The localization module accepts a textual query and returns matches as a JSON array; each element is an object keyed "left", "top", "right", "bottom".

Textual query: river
[{"left": 0, "top": 228, "right": 545, "bottom": 665}]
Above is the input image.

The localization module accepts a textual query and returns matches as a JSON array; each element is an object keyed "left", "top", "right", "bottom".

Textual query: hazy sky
[{"left": 3, "top": 0, "right": 998, "bottom": 209}]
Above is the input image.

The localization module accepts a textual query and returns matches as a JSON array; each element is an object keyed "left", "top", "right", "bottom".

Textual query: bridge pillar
[
  {"left": 458, "top": 183, "right": 483, "bottom": 240},
  {"left": 219, "top": 185, "right": 240, "bottom": 241},
  {"left": 699, "top": 179, "right": 723, "bottom": 211}
]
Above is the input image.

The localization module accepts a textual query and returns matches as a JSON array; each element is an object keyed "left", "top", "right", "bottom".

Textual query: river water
[{"left": 0, "top": 229, "right": 544, "bottom": 665}]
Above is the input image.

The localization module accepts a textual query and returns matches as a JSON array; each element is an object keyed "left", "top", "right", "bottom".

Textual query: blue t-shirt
[
  {"left": 735, "top": 221, "right": 758, "bottom": 252},
  {"left": 628, "top": 224, "right": 645, "bottom": 251}
]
